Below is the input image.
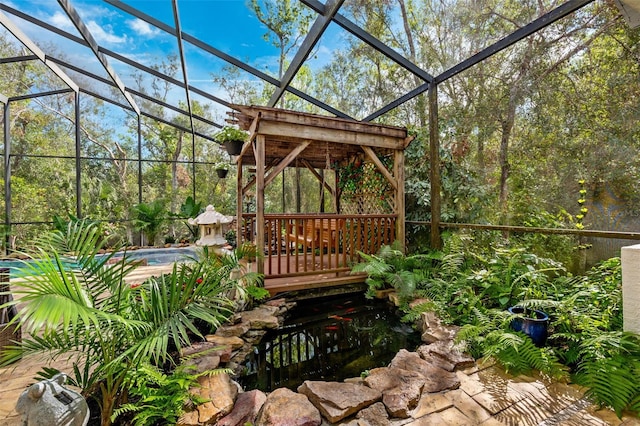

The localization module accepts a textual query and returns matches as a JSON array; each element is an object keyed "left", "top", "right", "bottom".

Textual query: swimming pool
[{"left": 0, "top": 246, "right": 199, "bottom": 277}]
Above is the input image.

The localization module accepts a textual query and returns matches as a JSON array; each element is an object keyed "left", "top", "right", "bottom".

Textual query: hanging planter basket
[
  {"left": 216, "top": 168, "right": 229, "bottom": 179},
  {"left": 223, "top": 140, "right": 244, "bottom": 156}
]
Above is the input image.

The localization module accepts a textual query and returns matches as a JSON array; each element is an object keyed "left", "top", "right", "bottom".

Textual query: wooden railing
[{"left": 240, "top": 214, "right": 396, "bottom": 278}]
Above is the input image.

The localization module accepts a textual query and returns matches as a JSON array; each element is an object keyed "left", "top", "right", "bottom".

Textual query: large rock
[
  {"left": 416, "top": 347, "right": 455, "bottom": 372},
  {"left": 181, "top": 341, "right": 220, "bottom": 357},
  {"left": 356, "top": 402, "right": 390, "bottom": 426},
  {"left": 390, "top": 349, "right": 460, "bottom": 393},
  {"left": 216, "top": 322, "right": 251, "bottom": 337},
  {"left": 364, "top": 367, "right": 424, "bottom": 418},
  {"left": 419, "top": 311, "right": 460, "bottom": 343},
  {"left": 421, "top": 325, "right": 459, "bottom": 344},
  {"left": 183, "top": 353, "right": 221, "bottom": 375},
  {"left": 181, "top": 340, "right": 234, "bottom": 373},
  {"left": 177, "top": 410, "right": 200, "bottom": 426},
  {"left": 297, "top": 381, "right": 381, "bottom": 423},
  {"left": 255, "top": 387, "right": 321, "bottom": 426},
  {"left": 190, "top": 373, "right": 238, "bottom": 424},
  {"left": 424, "top": 341, "right": 475, "bottom": 370},
  {"left": 205, "top": 334, "right": 245, "bottom": 350},
  {"left": 217, "top": 390, "right": 266, "bottom": 426},
  {"left": 240, "top": 306, "right": 280, "bottom": 329}
]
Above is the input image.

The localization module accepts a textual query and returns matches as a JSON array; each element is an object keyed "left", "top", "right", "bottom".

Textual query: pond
[{"left": 239, "top": 294, "right": 421, "bottom": 392}]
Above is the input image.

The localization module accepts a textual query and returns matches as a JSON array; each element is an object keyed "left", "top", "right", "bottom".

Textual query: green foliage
[
  {"left": 213, "top": 126, "right": 248, "bottom": 144},
  {"left": 132, "top": 200, "right": 166, "bottom": 246},
  {"left": 573, "top": 332, "right": 640, "bottom": 418},
  {"left": 112, "top": 363, "right": 226, "bottom": 425},
  {"left": 354, "top": 234, "right": 639, "bottom": 417},
  {"left": 0, "top": 221, "right": 235, "bottom": 425},
  {"left": 404, "top": 131, "right": 491, "bottom": 225},
  {"left": 457, "top": 308, "right": 567, "bottom": 379},
  {"left": 351, "top": 243, "right": 439, "bottom": 301},
  {"left": 170, "top": 196, "right": 203, "bottom": 241},
  {"left": 336, "top": 158, "right": 392, "bottom": 197}
]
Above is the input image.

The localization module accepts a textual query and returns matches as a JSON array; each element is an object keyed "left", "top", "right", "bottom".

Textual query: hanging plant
[{"left": 214, "top": 127, "right": 248, "bottom": 156}]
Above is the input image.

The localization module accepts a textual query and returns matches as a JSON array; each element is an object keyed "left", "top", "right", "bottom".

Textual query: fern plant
[
  {"left": 352, "top": 243, "right": 439, "bottom": 301},
  {"left": 457, "top": 308, "right": 567, "bottom": 379},
  {"left": 573, "top": 332, "right": 640, "bottom": 417},
  {"left": 112, "top": 363, "right": 229, "bottom": 425}
]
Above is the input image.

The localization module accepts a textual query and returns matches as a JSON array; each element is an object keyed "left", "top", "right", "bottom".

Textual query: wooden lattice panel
[
  {"left": 340, "top": 190, "right": 394, "bottom": 215},
  {"left": 339, "top": 162, "right": 394, "bottom": 215}
]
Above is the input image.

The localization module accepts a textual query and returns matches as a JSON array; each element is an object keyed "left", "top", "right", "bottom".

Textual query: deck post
[
  {"left": 395, "top": 149, "right": 405, "bottom": 252},
  {"left": 236, "top": 153, "right": 243, "bottom": 246},
  {"left": 256, "top": 134, "right": 266, "bottom": 274}
]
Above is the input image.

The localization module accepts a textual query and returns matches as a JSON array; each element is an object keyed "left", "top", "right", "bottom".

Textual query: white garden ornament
[{"left": 188, "top": 205, "right": 233, "bottom": 248}]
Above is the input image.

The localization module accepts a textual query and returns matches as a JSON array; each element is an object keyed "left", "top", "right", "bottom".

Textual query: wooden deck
[
  {"left": 241, "top": 214, "right": 396, "bottom": 296},
  {"left": 256, "top": 253, "right": 367, "bottom": 296}
]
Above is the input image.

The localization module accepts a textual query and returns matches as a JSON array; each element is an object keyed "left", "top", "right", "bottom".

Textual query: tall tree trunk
[
  {"left": 398, "top": 0, "right": 428, "bottom": 128},
  {"left": 499, "top": 90, "right": 517, "bottom": 216}
]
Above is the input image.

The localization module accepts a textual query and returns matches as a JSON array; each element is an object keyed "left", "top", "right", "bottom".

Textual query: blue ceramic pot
[{"left": 508, "top": 306, "right": 549, "bottom": 347}]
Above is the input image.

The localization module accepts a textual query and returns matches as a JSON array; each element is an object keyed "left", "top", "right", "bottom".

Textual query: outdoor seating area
[{"left": 285, "top": 216, "right": 344, "bottom": 250}]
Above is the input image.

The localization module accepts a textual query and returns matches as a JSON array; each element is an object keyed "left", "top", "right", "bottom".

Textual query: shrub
[{"left": 0, "top": 221, "right": 236, "bottom": 425}]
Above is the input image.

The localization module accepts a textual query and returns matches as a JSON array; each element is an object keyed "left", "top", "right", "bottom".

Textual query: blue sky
[
  {"left": 3, "top": 0, "right": 429, "bottom": 122},
  {"left": 2, "top": 0, "right": 345, "bottom": 114}
]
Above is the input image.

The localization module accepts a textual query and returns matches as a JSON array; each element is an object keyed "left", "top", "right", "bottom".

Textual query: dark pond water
[{"left": 239, "top": 294, "right": 421, "bottom": 391}]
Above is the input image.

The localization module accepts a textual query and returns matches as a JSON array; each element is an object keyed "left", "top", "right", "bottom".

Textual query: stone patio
[
  {"left": 2, "top": 351, "right": 637, "bottom": 425},
  {"left": 1, "top": 265, "right": 640, "bottom": 425}
]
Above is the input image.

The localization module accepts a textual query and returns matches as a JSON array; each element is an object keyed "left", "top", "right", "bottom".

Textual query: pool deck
[{"left": 1, "top": 265, "right": 640, "bottom": 425}]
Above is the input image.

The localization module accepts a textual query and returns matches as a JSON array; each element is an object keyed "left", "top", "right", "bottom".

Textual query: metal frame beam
[
  {"left": 9, "top": 88, "right": 74, "bottom": 102},
  {"left": 56, "top": 0, "right": 139, "bottom": 115},
  {"left": 300, "top": 0, "right": 434, "bottom": 83},
  {"left": 2, "top": 1, "right": 351, "bottom": 120},
  {"left": 0, "top": 10, "right": 79, "bottom": 93},
  {"left": 366, "top": 0, "right": 596, "bottom": 122},
  {"left": 47, "top": 56, "right": 221, "bottom": 132},
  {"left": 171, "top": 0, "right": 197, "bottom": 201},
  {"left": 3, "top": 102, "right": 10, "bottom": 253},
  {"left": 106, "top": 0, "right": 351, "bottom": 118},
  {"left": 269, "top": 0, "right": 346, "bottom": 106},
  {"left": 0, "top": 54, "right": 38, "bottom": 64}
]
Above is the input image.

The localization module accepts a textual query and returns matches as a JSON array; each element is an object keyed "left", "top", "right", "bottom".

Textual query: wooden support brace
[
  {"left": 265, "top": 140, "right": 311, "bottom": 187},
  {"left": 301, "top": 159, "right": 335, "bottom": 198},
  {"left": 362, "top": 145, "right": 397, "bottom": 190}
]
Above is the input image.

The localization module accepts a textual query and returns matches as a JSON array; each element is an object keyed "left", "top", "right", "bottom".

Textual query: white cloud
[
  {"left": 86, "top": 20, "right": 127, "bottom": 44},
  {"left": 49, "top": 11, "right": 74, "bottom": 31},
  {"left": 127, "top": 19, "right": 161, "bottom": 37}
]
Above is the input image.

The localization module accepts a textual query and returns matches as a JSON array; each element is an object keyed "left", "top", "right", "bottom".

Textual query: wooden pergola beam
[
  {"left": 256, "top": 120, "right": 404, "bottom": 150},
  {"left": 231, "top": 105, "right": 407, "bottom": 138}
]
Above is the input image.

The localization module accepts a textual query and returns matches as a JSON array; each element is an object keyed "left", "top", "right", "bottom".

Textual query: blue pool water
[{"left": 0, "top": 246, "right": 198, "bottom": 277}]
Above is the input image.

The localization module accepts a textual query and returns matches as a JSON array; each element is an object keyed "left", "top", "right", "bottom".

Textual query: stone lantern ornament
[{"left": 188, "top": 205, "right": 233, "bottom": 248}]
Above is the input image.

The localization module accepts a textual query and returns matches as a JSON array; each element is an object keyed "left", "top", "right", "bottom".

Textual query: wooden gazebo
[{"left": 229, "top": 106, "right": 412, "bottom": 295}]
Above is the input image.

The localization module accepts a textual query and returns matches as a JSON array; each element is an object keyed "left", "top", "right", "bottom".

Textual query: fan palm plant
[{"left": 0, "top": 221, "right": 235, "bottom": 425}]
